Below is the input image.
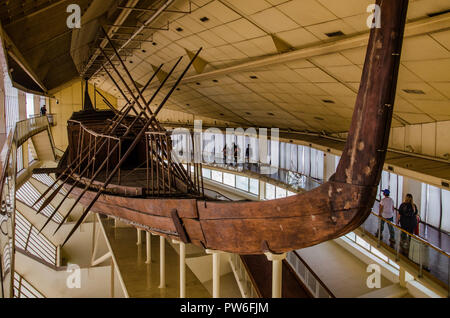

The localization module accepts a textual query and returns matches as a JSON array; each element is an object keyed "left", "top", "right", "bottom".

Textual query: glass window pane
[
  {"left": 425, "top": 185, "right": 441, "bottom": 228},
  {"left": 249, "top": 178, "right": 259, "bottom": 195},
  {"left": 297, "top": 146, "right": 304, "bottom": 174},
  {"left": 397, "top": 175, "right": 403, "bottom": 209},
  {"left": 316, "top": 150, "right": 324, "bottom": 180},
  {"left": 310, "top": 148, "right": 317, "bottom": 178},
  {"left": 287, "top": 191, "right": 296, "bottom": 197},
  {"left": 211, "top": 171, "right": 223, "bottom": 183},
  {"left": 346, "top": 232, "right": 356, "bottom": 241},
  {"left": 276, "top": 186, "right": 287, "bottom": 198},
  {"left": 370, "top": 247, "right": 388, "bottom": 262},
  {"left": 223, "top": 173, "right": 235, "bottom": 187},
  {"left": 388, "top": 259, "right": 400, "bottom": 269},
  {"left": 442, "top": 189, "right": 450, "bottom": 232},
  {"left": 355, "top": 235, "right": 370, "bottom": 250},
  {"left": 280, "top": 142, "right": 286, "bottom": 169},
  {"left": 304, "top": 147, "right": 311, "bottom": 176},
  {"left": 202, "top": 168, "right": 211, "bottom": 179},
  {"left": 236, "top": 175, "right": 249, "bottom": 192},
  {"left": 266, "top": 183, "right": 275, "bottom": 200}
]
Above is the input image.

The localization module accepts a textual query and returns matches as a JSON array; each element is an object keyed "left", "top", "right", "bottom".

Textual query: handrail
[
  {"left": 68, "top": 120, "right": 121, "bottom": 141},
  {"left": 204, "top": 159, "right": 448, "bottom": 258},
  {"left": 368, "top": 211, "right": 449, "bottom": 258},
  {"left": 0, "top": 115, "right": 54, "bottom": 298},
  {"left": 14, "top": 272, "right": 45, "bottom": 298},
  {"left": 238, "top": 254, "right": 262, "bottom": 298},
  {"left": 0, "top": 133, "right": 13, "bottom": 198},
  {"left": 203, "top": 187, "right": 232, "bottom": 201},
  {"left": 291, "top": 250, "right": 336, "bottom": 298}
]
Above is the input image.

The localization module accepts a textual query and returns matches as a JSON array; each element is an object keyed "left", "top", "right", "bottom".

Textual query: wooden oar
[{"left": 61, "top": 48, "right": 202, "bottom": 245}]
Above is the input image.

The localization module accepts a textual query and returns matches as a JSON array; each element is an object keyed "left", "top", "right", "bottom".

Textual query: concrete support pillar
[
  {"left": 159, "top": 236, "right": 166, "bottom": 288},
  {"left": 180, "top": 242, "right": 186, "bottom": 298},
  {"left": 172, "top": 239, "right": 186, "bottom": 298},
  {"left": 399, "top": 267, "right": 407, "bottom": 288},
  {"left": 206, "top": 249, "right": 223, "bottom": 298},
  {"left": 145, "top": 232, "right": 151, "bottom": 264},
  {"left": 22, "top": 140, "right": 29, "bottom": 169},
  {"left": 264, "top": 252, "right": 287, "bottom": 298},
  {"left": 136, "top": 228, "right": 142, "bottom": 245},
  {"left": 56, "top": 245, "right": 61, "bottom": 267},
  {"left": 111, "top": 258, "right": 115, "bottom": 298}
]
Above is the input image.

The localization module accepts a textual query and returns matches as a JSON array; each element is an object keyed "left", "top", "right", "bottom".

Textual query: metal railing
[
  {"left": 0, "top": 115, "right": 53, "bottom": 298},
  {"left": 15, "top": 211, "right": 57, "bottom": 267},
  {"left": 16, "top": 181, "right": 64, "bottom": 223},
  {"left": 200, "top": 151, "right": 322, "bottom": 192},
  {"left": 29, "top": 113, "right": 56, "bottom": 126},
  {"left": 33, "top": 174, "right": 66, "bottom": 194},
  {"left": 203, "top": 187, "right": 232, "bottom": 201},
  {"left": 286, "top": 251, "right": 335, "bottom": 298},
  {"left": 228, "top": 253, "right": 261, "bottom": 298},
  {"left": 13, "top": 272, "right": 44, "bottom": 298},
  {"left": 202, "top": 160, "right": 449, "bottom": 291},
  {"left": 361, "top": 211, "right": 449, "bottom": 291}
]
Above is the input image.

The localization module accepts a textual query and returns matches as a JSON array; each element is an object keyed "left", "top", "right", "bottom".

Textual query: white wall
[{"left": 389, "top": 121, "right": 450, "bottom": 159}]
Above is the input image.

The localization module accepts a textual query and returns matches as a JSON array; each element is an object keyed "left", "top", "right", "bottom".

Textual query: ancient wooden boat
[{"left": 34, "top": 0, "right": 409, "bottom": 255}]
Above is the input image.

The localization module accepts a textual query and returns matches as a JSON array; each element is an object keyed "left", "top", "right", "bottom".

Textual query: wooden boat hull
[{"left": 69, "top": 180, "right": 377, "bottom": 254}]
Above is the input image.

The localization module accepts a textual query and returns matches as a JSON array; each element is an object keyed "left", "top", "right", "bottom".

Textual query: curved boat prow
[
  {"left": 331, "top": 0, "right": 410, "bottom": 234},
  {"left": 191, "top": 0, "right": 410, "bottom": 254}
]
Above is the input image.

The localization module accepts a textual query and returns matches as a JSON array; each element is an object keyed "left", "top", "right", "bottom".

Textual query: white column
[
  {"left": 159, "top": 236, "right": 166, "bottom": 288},
  {"left": 136, "top": 228, "right": 142, "bottom": 245},
  {"left": 259, "top": 180, "right": 265, "bottom": 201},
  {"left": 206, "top": 249, "right": 223, "bottom": 298},
  {"left": 56, "top": 245, "right": 61, "bottom": 267},
  {"left": 111, "top": 258, "right": 115, "bottom": 298},
  {"left": 145, "top": 232, "right": 151, "bottom": 264},
  {"left": 264, "top": 252, "right": 287, "bottom": 298},
  {"left": 180, "top": 241, "right": 186, "bottom": 298}
]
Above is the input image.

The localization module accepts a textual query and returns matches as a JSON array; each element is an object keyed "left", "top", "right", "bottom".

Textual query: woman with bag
[
  {"left": 397, "top": 194, "right": 428, "bottom": 268},
  {"left": 397, "top": 194, "right": 418, "bottom": 251}
]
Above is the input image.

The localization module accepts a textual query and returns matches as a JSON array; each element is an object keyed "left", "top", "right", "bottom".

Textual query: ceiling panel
[{"left": 90, "top": 0, "right": 450, "bottom": 134}]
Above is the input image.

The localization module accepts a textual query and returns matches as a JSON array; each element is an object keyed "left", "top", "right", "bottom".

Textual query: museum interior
[{"left": 0, "top": 0, "right": 449, "bottom": 299}]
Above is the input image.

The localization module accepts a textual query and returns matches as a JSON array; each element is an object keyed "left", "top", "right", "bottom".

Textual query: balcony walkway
[{"left": 204, "top": 160, "right": 449, "bottom": 290}]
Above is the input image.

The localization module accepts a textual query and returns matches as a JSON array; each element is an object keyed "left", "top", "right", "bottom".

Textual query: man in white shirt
[{"left": 376, "top": 189, "right": 395, "bottom": 243}]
